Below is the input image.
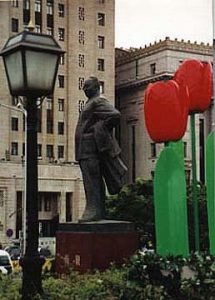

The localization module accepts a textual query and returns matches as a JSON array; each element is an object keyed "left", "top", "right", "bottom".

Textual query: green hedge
[
  {"left": 127, "top": 251, "right": 215, "bottom": 300},
  {"left": 1, "top": 252, "right": 215, "bottom": 299}
]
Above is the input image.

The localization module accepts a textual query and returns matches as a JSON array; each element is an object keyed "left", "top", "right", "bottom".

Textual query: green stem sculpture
[
  {"left": 154, "top": 141, "right": 189, "bottom": 256},
  {"left": 190, "top": 114, "right": 200, "bottom": 251},
  {"left": 206, "top": 131, "right": 215, "bottom": 254}
]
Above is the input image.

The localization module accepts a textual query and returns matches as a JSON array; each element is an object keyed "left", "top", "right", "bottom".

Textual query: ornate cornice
[
  {"left": 116, "top": 37, "right": 212, "bottom": 66},
  {"left": 116, "top": 72, "right": 173, "bottom": 92}
]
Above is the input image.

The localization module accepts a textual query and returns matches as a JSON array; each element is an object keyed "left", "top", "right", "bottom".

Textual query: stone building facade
[
  {"left": 115, "top": 37, "right": 213, "bottom": 184},
  {"left": 0, "top": 0, "right": 115, "bottom": 244}
]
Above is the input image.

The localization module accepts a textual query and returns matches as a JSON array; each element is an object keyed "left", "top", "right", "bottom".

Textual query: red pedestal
[{"left": 56, "top": 221, "right": 138, "bottom": 274}]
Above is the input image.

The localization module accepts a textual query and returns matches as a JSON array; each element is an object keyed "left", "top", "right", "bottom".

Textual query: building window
[
  {"left": 35, "top": 0, "right": 41, "bottom": 12},
  {"left": 46, "top": 144, "right": 54, "bottom": 158},
  {"left": 99, "top": 81, "right": 104, "bottom": 94},
  {"left": 58, "top": 98, "right": 64, "bottom": 111},
  {"left": 38, "top": 144, "right": 42, "bottom": 157},
  {"left": 0, "top": 191, "right": 4, "bottom": 207},
  {"left": 97, "top": 0, "right": 105, "bottom": 3},
  {"left": 78, "top": 7, "right": 85, "bottom": 20},
  {"left": 150, "top": 63, "right": 156, "bottom": 75},
  {"left": 23, "top": 7, "right": 30, "bottom": 24},
  {"left": 35, "top": 25, "right": 41, "bottom": 33},
  {"left": 23, "top": 0, "right": 30, "bottom": 9},
  {"left": 11, "top": 142, "right": 18, "bottom": 155},
  {"left": 98, "top": 58, "right": 105, "bottom": 71},
  {"left": 58, "top": 122, "right": 64, "bottom": 135},
  {"left": 59, "top": 53, "right": 65, "bottom": 65},
  {"left": 58, "top": 28, "right": 65, "bottom": 41},
  {"left": 78, "top": 100, "right": 85, "bottom": 113},
  {"left": 184, "top": 142, "right": 187, "bottom": 158},
  {"left": 46, "top": 105, "right": 53, "bottom": 134},
  {"left": 98, "top": 13, "right": 105, "bottom": 26},
  {"left": 66, "top": 193, "right": 72, "bottom": 222},
  {"left": 22, "top": 143, "right": 25, "bottom": 156},
  {"left": 47, "top": 11, "right": 53, "bottom": 27},
  {"left": 11, "top": 18, "right": 19, "bottom": 32},
  {"left": 58, "top": 75, "right": 64, "bottom": 88},
  {"left": 79, "top": 54, "right": 85, "bottom": 68},
  {"left": 47, "top": 27, "right": 53, "bottom": 35},
  {"left": 150, "top": 143, "right": 156, "bottom": 158},
  {"left": 46, "top": 97, "right": 53, "bottom": 110},
  {"left": 58, "top": 3, "right": 64, "bottom": 17},
  {"left": 98, "top": 36, "right": 105, "bottom": 49},
  {"left": 11, "top": 0, "right": 19, "bottom": 7},
  {"left": 44, "top": 198, "right": 51, "bottom": 211},
  {"left": 58, "top": 145, "right": 64, "bottom": 159},
  {"left": 38, "top": 195, "right": 42, "bottom": 211},
  {"left": 23, "top": 115, "right": 25, "bottom": 131},
  {"left": 131, "top": 125, "right": 136, "bottom": 182},
  {"left": 11, "top": 117, "right": 18, "bottom": 131},
  {"left": 12, "top": 96, "right": 18, "bottom": 106},
  {"left": 79, "top": 30, "right": 85, "bottom": 44},
  {"left": 46, "top": 120, "right": 53, "bottom": 134},
  {"left": 79, "top": 77, "right": 85, "bottom": 90},
  {"left": 47, "top": 0, "right": 53, "bottom": 15}
]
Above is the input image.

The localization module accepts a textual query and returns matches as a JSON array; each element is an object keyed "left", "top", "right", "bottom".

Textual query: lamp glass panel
[
  {"left": 25, "top": 50, "right": 58, "bottom": 92},
  {"left": 4, "top": 51, "right": 24, "bottom": 92},
  {"left": 6, "top": 34, "right": 22, "bottom": 47}
]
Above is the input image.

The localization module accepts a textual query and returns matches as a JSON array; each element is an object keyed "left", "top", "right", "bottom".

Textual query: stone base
[{"left": 56, "top": 220, "right": 139, "bottom": 274}]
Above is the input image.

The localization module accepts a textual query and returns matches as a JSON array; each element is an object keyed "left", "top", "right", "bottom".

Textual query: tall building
[
  {"left": 0, "top": 0, "right": 115, "bottom": 244},
  {"left": 115, "top": 37, "right": 213, "bottom": 183}
]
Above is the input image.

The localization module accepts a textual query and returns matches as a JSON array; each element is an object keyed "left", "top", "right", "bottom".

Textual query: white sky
[{"left": 115, "top": 0, "right": 213, "bottom": 49}]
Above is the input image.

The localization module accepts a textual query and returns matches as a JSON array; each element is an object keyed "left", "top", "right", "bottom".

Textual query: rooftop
[{"left": 116, "top": 37, "right": 212, "bottom": 65}]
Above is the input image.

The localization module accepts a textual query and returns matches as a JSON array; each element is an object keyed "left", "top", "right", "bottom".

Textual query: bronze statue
[{"left": 75, "top": 76, "right": 127, "bottom": 222}]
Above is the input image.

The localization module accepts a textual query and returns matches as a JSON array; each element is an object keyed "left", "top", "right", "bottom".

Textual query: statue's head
[{"left": 83, "top": 76, "right": 100, "bottom": 98}]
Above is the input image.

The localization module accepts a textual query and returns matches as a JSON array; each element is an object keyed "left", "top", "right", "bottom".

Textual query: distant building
[
  {"left": 115, "top": 37, "right": 213, "bottom": 183},
  {"left": 0, "top": 0, "right": 115, "bottom": 244}
]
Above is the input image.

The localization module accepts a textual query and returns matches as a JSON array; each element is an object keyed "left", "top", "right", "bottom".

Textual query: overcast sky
[{"left": 115, "top": 0, "right": 213, "bottom": 49}]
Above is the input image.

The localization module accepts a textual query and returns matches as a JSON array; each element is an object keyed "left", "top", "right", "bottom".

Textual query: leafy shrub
[
  {"left": 0, "top": 275, "right": 21, "bottom": 300},
  {"left": 1, "top": 253, "right": 215, "bottom": 300},
  {"left": 126, "top": 251, "right": 215, "bottom": 300},
  {"left": 42, "top": 267, "right": 127, "bottom": 300}
]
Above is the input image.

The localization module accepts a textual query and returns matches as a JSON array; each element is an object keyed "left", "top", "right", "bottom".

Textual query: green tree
[
  {"left": 187, "top": 183, "right": 209, "bottom": 251},
  {"left": 106, "top": 178, "right": 209, "bottom": 251},
  {"left": 106, "top": 178, "right": 155, "bottom": 247}
]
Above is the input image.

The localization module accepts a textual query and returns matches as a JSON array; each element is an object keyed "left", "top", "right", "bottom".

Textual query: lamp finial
[{"left": 27, "top": 20, "right": 35, "bottom": 32}]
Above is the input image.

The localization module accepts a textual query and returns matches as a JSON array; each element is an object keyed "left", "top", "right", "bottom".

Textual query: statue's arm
[{"left": 93, "top": 98, "right": 120, "bottom": 129}]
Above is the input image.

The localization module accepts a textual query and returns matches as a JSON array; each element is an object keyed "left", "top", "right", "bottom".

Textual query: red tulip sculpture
[
  {"left": 174, "top": 59, "right": 213, "bottom": 114},
  {"left": 144, "top": 79, "right": 189, "bottom": 143},
  {"left": 144, "top": 80, "right": 190, "bottom": 256},
  {"left": 144, "top": 59, "right": 212, "bottom": 254},
  {"left": 174, "top": 59, "right": 213, "bottom": 251}
]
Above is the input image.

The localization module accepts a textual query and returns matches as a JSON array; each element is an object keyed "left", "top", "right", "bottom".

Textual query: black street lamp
[{"left": 0, "top": 30, "right": 64, "bottom": 299}]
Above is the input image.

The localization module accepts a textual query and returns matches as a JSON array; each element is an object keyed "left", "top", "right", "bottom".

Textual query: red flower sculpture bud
[
  {"left": 174, "top": 59, "right": 213, "bottom": 113},
  {"left": 144, "top": 80, "right": 189, "bottom": 143}
]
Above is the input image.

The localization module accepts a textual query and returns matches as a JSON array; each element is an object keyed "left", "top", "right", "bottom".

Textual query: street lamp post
[{"left": 0, "top": 30, "right": 64, "bottom": 299}]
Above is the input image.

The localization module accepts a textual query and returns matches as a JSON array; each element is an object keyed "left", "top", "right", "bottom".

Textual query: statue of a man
[{"left": 75, "top": 76, "right": 127, "bottom": 222}]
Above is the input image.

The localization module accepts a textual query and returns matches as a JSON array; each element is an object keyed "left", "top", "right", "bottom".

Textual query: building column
[
  {"left": 59, "top": 191, "right": 66, "bottom": 223},
  {"left": 73, "top": 178, "right": 83, "bottom": 222}
]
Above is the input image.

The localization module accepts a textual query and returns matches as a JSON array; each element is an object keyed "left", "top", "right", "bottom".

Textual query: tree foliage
[
  {"left": 106, "top": 178, "right": 209, "bottom": 251},
  {"left": 106, "top": 178, "right": 154, "bottom": 247}
]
